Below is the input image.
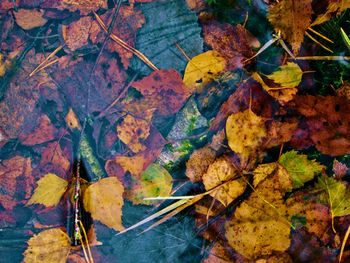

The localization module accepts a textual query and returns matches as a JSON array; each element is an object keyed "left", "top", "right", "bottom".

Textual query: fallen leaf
[
  {"left": 333, "top": 159, "right": 349, "bottom": 179},
  {"left": 279, "top": 150, "right": 324, "bottom": 188},
  {"left": 203, "top": 21, "right": 258, "bottom": 70},
  {"left": 265, "top": 120, "right": 299, "bottom": 148},
  {"left": 268, "top": 0, "right": 312, "bottom": 54},
  {"left": 116, "top": 109, "right": 153, "bottom": 153},
  {"left": 0, "top": 156, "right": 34, "bottom": 210},
  {"left": 253, "top": 162, "right": 278, "bottom": 188},
  {"left": 186, "top": 146, "right": 216, "bottom": 183},
  {"left": 316, "top": 175, "right": 350, "bottom": 218},
  {"left": 267, "top": 62, "right": 303, "bottom": 87},
  {"left": 203, "top": 242, "right": 234, "bottom": 263},
  {"left": 13, "top": 9, "right": 47, "bottom": 30},
  {"left": 27, "top": 173, "right": 68, "bottom": 207},
  {"left": 183, "top": 50, "right": 226, "bottom": 92},
  {"left": 0, "top": 52, "right": 12, "bottom": 77},
  {"left": 130, "top": 69, "right": 191, "bottom": 116},
  {"left": 312, "top": 0, "right": 350, "bottom": 26},
  {"left": 226, "top": 109, "right": 267, "bottom": 163},
  {"left": 127, "top": 163, "right": 173, "bottom": 205},
  {"left": 61, "top": 16, "right": 95, "bottom": 52},
  {"left": 202, "top": 156, "right": 246, "bottom": 207},
  {"left": 60, "top": 0, "right": 107, "bottom": 14},
  {"left": 226, "top": 163, "right": 293, "bottom": 259},
  {"left": 83, "top": 177, "right": 124, "bottom": 232},
  {"left": 23, "top": 228, "right": 71, "bottom": 263}
]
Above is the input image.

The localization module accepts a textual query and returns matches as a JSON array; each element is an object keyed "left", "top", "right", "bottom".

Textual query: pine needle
[{"left": 339, "top": 224, "right": 350, "bottom": 262}]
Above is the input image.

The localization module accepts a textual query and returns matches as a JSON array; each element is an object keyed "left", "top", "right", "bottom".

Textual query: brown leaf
[
  {"left": 129, "top": 69, "right": 191, "bottom": 116},
  {"left": 59, "top": 0, "right": 107, "bottom": 14},
  {"left": 265, "top": 120, "right": 298, "bottom": 148},
  {"left": 13, "top": 9, "right": 47, "bottom": 30},
  {"left": 83, "top": 177, "right": 124, "bottom": 231},
  {"left": 186, "top": 146, "right": 216, "bottom": 183},
  {"left": 0, "top": 156, "right": 34, "bottom": 210},
  {"left": 268, "top": 0, "right": 312, "bottom": 54}
]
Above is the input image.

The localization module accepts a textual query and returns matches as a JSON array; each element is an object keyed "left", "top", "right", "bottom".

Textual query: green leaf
[
  {"left": 279, "top": 150, "right": 324, "bottom": 188},
  {"left": 316, "top": 176, "right": 350, "bottom": 217},
  {"left": 341, "top": 28, "right": 350, "bottom": 51},
  {"left": 267, "top": 62, "right": 303, "bottom": 87}
]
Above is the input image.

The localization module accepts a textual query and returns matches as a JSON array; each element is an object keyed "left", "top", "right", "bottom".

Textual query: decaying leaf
[
  {"left": 265, "top": 120, "right": 299, "bottom": 148},
  {"left": 59, "top": 0, "right": 107, "bottom": 14},
  {"left": 333, "top": 159, "right": 349, "bottom": 179},
  {"left": 27, "top": 173, "right": 68, "bottom": 207},
  {"left": 279, "top": 150, "right": 324, "bottom": 188},
  {"left": 23, "top": 228, "right": 71, "bottom": 263},
  {"left": 186, "top": 146, "right": 216, "bottom": 183},
  {"left": 83, "top": 177, "right": 124, "bottom": 231},
  {"left": 127, "top": 163, "right": 173, "bottom": 205},
  {"left": 225, "top": 161, "right": 293, "bottom": 259},
  {"left": 116, "top": 109, "right": 154, "bottom": 153},
  {"left": 312, "top": 0, "right": 350, "bottom": 26},
  {"left": 253, "top": 162, "right": 278, "bottom": 188},
  {"left": 13, "top": 9, "right": 47, "bottom": 30},
  {"left": 183, "top": 51, "right": 226, "bottom": 92},
  {"left": 226, "top": 109, "right": 266, "bottom": 163},
  {"left": 268, "top": 0, "right": 312, "bottom": 54},
  {"left": 202, "top": 156, "right": 246, "bottom": 207},
  {"left": 316, "top": 176, "right": 350, "bottom": 218}
]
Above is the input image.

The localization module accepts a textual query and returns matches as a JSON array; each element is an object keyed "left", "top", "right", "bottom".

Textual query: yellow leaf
[
  {"left": 226, "top": 110, "right": 266, "bottom": 163},
  {"left": 183, "top": 50, "right": 226, "bottom": 91},
  {"left": 83, "top": 177, "right": 124, "bottom": 232},
  {"left": 202, "top": 156, "right": 246, "bottom": 207},
  {"left": 226, "top": 164, "right": 293, "bottom": 259},
  {"left": 267, "top": 62, "right": 303, "bottom": 88},
  {"left": 0, "top": 53, "right": 12, "bottom": 77},
  {"left": 312, "top": 1, "right": 350, "bottom": 26},
  {"left": 268, "top": 0, "right": 312, "bottom": 54},
  {"left": 127, "top": 163, "right": 173, "bottom": 205},
  {"left": 27, "top": 173, "right": 68, "bottom": 207},
  {"left": 23, "top": 228, "right": 70, "bottom": 263},
  {"left": 253, "top": 162, "right": 278, "bottom": 188}
]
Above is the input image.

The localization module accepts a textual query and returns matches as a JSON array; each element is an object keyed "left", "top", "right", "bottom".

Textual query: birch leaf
[
  {"left": 267, "top": 62, "right": 303, "bottom": 88},
  {"left": 27, "top": 173, "right": 68, "bottom": 207}
]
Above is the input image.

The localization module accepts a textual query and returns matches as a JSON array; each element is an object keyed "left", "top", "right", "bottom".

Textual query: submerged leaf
[
  {"left": 83, "top": 177, "right": 124, "bottom": 232},
  {"left": 183, "top": 51, "right": 226, "bottom": 91},
  {"left": 186, "top": 146, "right": 216, "bottom": 183},
  {"left": 202, "top": 156, "right": 246, "bottom": 207},
  {"left": 27, "top": 173, "right": 68, "bottom": 207},
  {"left": 226, "top": 109, "right": 266, "bottom": 163},
  {"left": 279, "top": 150, "right": 324, "bottom": 188},
  {"left": 13, "top": 9, "right": 47, "bottom": 30},
  {"left": 267, "top": 62, "right": 303, "bottom": 88},
  {"left": 127, "top": 163, "right": 173, "bottom": 205},
  {"left": 23, "top": 228, "right": 71, "bottom": 263}
]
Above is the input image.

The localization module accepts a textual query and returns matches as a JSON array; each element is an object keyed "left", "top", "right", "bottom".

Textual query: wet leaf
[
  {"left": 267, "top": 62, "right": 303, "bottom": 87},
  {"left": 279, "top": 150, "right": 324, "bottom": 188},
  {"left": 27, "top": 173, "right": 68, "bottom": 207},
  {"left": 226, "top": 109, "right": 266, "bottom": 163},
  {"left": 312, "top": 0, "right": 350, "bottom": 26},
  {"left": 316, "top": 176, "right": 350, "bottom": 218},
  {"left": 225, "top": 162, "right": 293, "bottom": 259},
  {"left": 116, "top": 109, "right": 153, "bottom": 153},
  {"left": 83, "top": 177, "right": 124, "bottom": 232},
  {"left": 186, "top": 146, "right": 216, "bottom": 183},
  {"left": 13, "top": 9, "right": 47, "bottom": 30},
  {"left": 333, "top": 159, "right": 349, "bottom": 179},
  {"left": 59, "top": 0, "right": 107, "bottom": 14},
  {"left": 268, "top": 0, "right": 312, "bottom": 54},
  {"left": 127, "top": 163, "right": 173, "bottom": 205},
  {"left": 0, "top": 156, "right": 34, "bottom": 210},
  {"left": 23, "top": 228, "right": 71, "bottom": 263},
  {"left": 183, "top": 50, "right": 226, "bottom": 92},
  {"left": 202, "top": 156, "right": 246, "bottom": 207}
]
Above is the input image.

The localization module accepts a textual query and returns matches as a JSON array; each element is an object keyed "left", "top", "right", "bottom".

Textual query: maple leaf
[
  {"left": 83, "top": 177, "right": 124, "bottom": 232},
  {"left": 226, "top": 109, "right": 267, "bottom": 163},
  {"left": 183, "top": 50, "right": 227, "bottom": 92},
  {"left": 13, "top": 9, "right": 47, "bottom": 30},
  {"left": 226, "top": 163, "right": 293, "bottom": 259},
  {"left": 268, "top": 0, "right": 312, "bottom": 54},
  {"left": 127, "top": 163, "right": 173, "bottom": 205},
  {"left": 27, "top": 173, "right": 68, "bottom": 207},
  {"left": 317, "top": 176, "right": 350, "bottom": 218},
  {"left": 279, "top": 150, "right": 324, "bottom": 188},
  {"left": 185, "top": 146, "right": 216, "bottom": 183},
  {"left": 202, "top": 156, "right": 246, "bottom": 207},
  {"left": 23, "top": 228, "right": 71, "bottom": 263}
]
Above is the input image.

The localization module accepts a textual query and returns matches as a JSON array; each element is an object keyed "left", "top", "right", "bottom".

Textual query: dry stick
[
  {"left": 93, "top": 12, "right": 158, "bottom": 71},
  {"left": 293, "top": 56, "right": 350, "bottom": 60}
]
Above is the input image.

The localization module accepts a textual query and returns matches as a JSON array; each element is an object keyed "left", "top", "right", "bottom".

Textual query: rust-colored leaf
[{"left": 13, "top": 9, "right": 47, "bottom": 30}]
